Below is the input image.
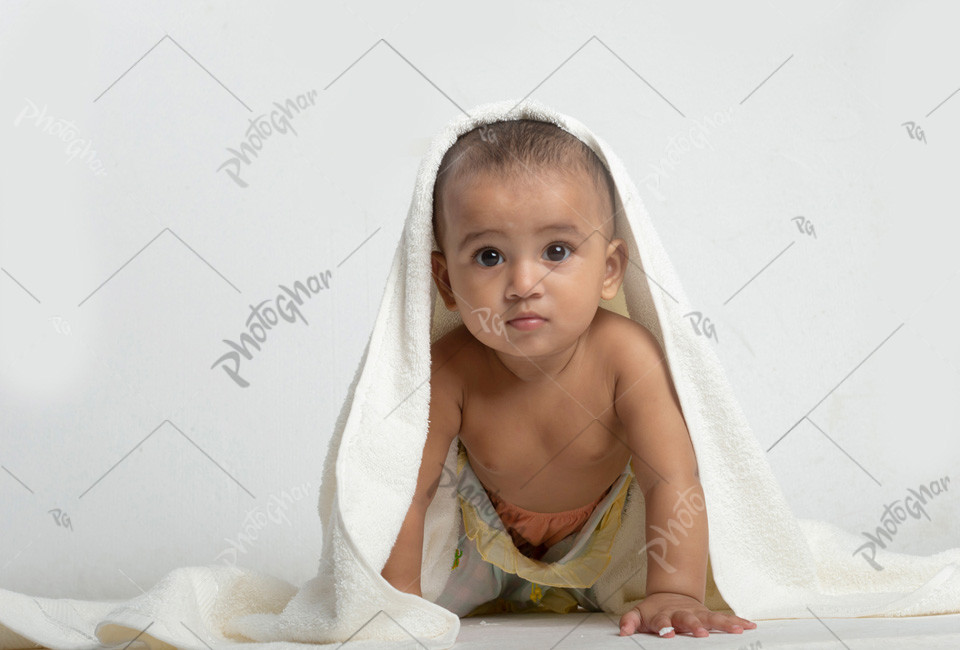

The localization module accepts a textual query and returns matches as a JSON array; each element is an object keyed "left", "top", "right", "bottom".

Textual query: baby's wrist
[{"left": 644, "top": 589, "right": 704, "bottom": 604}]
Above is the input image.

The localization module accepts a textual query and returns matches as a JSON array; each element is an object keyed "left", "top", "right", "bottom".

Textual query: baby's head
[{"left": 430, "top": 119, "right": 628, "bottom": 360}]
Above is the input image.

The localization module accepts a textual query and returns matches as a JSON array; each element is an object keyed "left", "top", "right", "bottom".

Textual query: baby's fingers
[
  {"left": 675, "top": 611, "right": 710, "bottom": 637},
  {"left": 705, "top": 611, "right": 746, "bottom": 634},
  {"left": 618, "top": 608, "right": 643, "bottom": 636},
  {"left": 620, "top": 609, "right": 676, "bottom": 637},
  {"left": 646, "top": 612, "right": 680, "bottom": 637},
  {"left": 718, "top": 613, "right": 758, "bottom": 631}
]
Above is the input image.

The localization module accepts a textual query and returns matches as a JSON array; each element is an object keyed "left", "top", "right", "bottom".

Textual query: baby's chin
[{"left": 473, "top": 323, "right": 589, "bottom": 355}]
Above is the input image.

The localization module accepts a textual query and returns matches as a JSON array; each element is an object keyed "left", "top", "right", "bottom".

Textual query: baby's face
[{"left": 431, "top": 166, "right": 625, "bottom": 360}]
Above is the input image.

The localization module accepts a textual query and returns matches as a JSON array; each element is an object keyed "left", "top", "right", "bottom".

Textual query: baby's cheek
[{"left": 464, "top": 306, "right": 509, "bottom": 341}]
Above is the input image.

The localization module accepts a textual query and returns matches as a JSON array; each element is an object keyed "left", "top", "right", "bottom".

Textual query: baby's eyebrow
[{"left": 458, "top": 224, "right": 585, "bottom": 252}]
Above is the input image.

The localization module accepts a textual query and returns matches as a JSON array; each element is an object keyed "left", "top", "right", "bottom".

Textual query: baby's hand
[{"left": 618, "top": 592, "right": 757, "bottom": 638}]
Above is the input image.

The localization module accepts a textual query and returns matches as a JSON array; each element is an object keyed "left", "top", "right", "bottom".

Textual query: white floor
[{"left": 454, "top": 611, "right": 960, "bottom": 649}]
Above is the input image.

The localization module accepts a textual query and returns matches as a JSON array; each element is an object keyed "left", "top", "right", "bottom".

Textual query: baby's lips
[{"left": 507, "top": 312, "right": 545, "bottom": 322}]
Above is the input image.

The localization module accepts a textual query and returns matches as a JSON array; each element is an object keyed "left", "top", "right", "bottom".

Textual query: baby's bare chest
[{"left": 457, "top": 369, "right": 628, "bottom": 476}]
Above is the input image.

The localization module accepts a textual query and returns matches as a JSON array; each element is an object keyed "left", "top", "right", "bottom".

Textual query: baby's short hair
[{"left": 432, "top": 119, "right": 616, "bottom": 253}]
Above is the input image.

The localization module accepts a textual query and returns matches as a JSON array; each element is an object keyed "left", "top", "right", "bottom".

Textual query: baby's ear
[
  {"left": 601, "top": 238, "right": 628, "bottom": 301},
  {"left": 430, "top": 251, "right": 459, "bottom": 312}
]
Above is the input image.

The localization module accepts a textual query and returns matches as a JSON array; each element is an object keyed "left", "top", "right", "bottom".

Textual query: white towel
[{"left": 1, "top": 98, "right": 958, "bottom": 649}]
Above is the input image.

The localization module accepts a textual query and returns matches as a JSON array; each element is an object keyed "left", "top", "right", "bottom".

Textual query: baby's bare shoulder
[
  {"left": 429, "top": 324, "right": 476, "bottom": 384},
  {"left": 592, "top": 308, "right": 661, "bottom": 366},
  {"left": 426, "top": 326, "right": 473, "bottom": 442}
]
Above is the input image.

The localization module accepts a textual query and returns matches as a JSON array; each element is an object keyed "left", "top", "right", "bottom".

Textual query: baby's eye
[
  {"left": 543, "top": 243, "right": 572, "bottom": 263},
  {"left": 474, "top": 248, "right": 503, "bottom": 267}
]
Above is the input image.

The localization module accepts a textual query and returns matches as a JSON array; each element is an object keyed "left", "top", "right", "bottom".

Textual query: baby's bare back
[{"left": 441, "top": 310, "right": 632, "bottom": 513}]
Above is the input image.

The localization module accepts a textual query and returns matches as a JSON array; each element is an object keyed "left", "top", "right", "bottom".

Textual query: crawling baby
[{"left": 381, "top": 118, "right": 757, "bottom": 639}]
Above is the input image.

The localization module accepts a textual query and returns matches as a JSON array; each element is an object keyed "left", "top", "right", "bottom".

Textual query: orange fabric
[{"left": 485, "top": 484, "right": 614, "bottom": 558}]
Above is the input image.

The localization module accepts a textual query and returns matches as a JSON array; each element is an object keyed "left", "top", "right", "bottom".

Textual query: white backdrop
[{"left": 1, "top": 0, "right": 957, "bottom": 600}]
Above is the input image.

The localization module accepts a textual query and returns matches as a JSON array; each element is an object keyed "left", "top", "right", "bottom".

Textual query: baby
[{"left": 381, "top": 119, "right": 756, "bottom": 639}]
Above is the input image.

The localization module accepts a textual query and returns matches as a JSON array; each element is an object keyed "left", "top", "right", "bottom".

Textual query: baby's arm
[
  {"left": 611, "top": 321, "right": 756, "bottom": 638},
  {"left": 380, "top": 340, "right": 462, "bottom": 597}
]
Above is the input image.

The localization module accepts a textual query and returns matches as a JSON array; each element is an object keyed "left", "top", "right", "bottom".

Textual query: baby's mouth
[{"left": 506, "top": 314, "right": 546, "bottom": 331}]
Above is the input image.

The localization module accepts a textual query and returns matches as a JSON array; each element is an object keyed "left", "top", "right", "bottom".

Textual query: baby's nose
[{"left": 506, "top": 258, "right": 545, "bottom": 299}]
